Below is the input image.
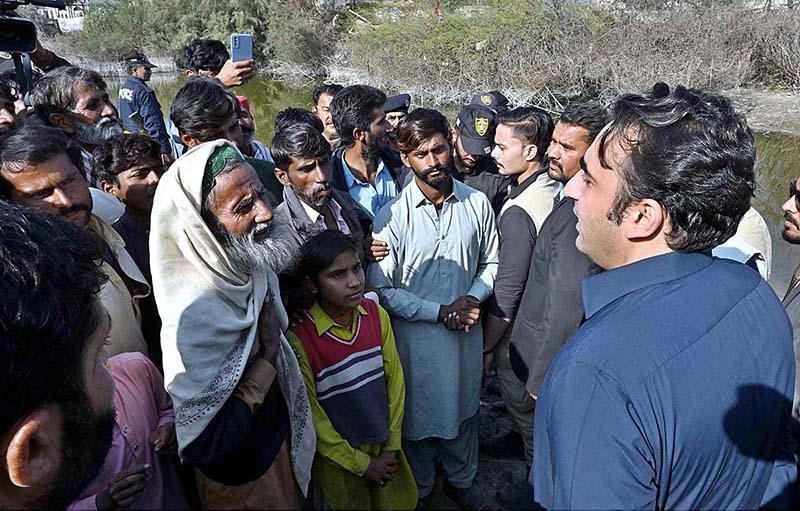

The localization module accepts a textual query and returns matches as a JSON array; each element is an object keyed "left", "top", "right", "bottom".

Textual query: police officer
[
  {"left": 382, "top": 93, "right": 410, "bottom": 151},
  {"left": 119, "top": 52, "right": 172, "bottom": 165}
]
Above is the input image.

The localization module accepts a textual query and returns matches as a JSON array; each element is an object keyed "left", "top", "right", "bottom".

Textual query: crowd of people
[{"left": 0, "top": 36, "right": 798, "bottom": 511}]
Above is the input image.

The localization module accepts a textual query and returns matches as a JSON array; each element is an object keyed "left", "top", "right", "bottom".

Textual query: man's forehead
[
  {"left": 415, "top": 132, "right": 449, "bottom": 151},
  {"left": 3, "top": 152, "right": 79, "bottom": 186}
]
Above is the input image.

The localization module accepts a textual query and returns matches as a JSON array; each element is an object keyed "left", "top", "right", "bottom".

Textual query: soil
[
  {"left": 730, "top": 88, "right": 800, "bottom": 136},
  {"left": 426, "top": 375, "right": 530, "bottom": 510}
]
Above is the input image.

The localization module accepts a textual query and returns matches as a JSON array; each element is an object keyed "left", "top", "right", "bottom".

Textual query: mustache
[
  {"left": 549, "top": 158, "right": 562, "bottom": 170},
  {"left": 786, "top": 211, "right": 800, "bottom": 229},
  {"left": 61, "top": 204, "right": 91, "bottom": 216},
  {"left": 312, "top": 182, "right": 331, "bottom": 194},
  {"left": 424, "top": 164, "right": 448, "bottom": 175}
]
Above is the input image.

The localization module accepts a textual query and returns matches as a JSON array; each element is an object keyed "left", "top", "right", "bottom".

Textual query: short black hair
[
  {"left": 183, "top": 38, "right": 229, "bottom": 74},
  {"left": 560, "top": 103, "right": 609, "bottom": 143},
  {"left": 274, "top": 107, "right": 324, "bottom": 135},
  {"left": 329, "top": 85, "right": 386, "bottom": 148},
  {"left": 0, "top": 76, "right": 15, "bottom": 106},
  {"left": 30, "top": 66, "right": 107, "bottom": 125},
  {"left": 298, "top": 229, "right": 363, "bottom": 285},
  {"left": 0, "top": 200, "right": 107, "bottom": 435},
  {"left": 600, "top": 83, "right": 756, "bottom": 252},
  {"left": 496, "top": 107, "right": 554, "bottom": 163},
  {"left": 92, "top": 133, "right": 161, "bottom": 185},
  {"left": 271, "top": 121, "right": 331, "bottom": 171},
  {"left": 0, "top": 122, "right": 84, "bottom": 196},
  {"left": 170, "top": 76, "right": 238, "bottom": 142},
  {"left": 312, "top": 83, "right": 343, "bottom": 107},
  {"left": 397, "top": 108, "right": 451, "bottom": 154}
]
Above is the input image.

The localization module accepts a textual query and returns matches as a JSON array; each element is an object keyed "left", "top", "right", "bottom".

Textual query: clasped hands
[{"left": 438, "top": 295, "right": 481, "bottom": 332}]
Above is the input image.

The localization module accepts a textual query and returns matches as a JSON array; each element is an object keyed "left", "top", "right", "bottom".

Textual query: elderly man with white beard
[{"left": 150, "top": 140, "right": 315, "bottom": 509}]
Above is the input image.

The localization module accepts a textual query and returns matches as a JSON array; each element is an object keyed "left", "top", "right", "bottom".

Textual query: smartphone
[{"left": 231, "top": 34, "right": 253, "bottom": 63}]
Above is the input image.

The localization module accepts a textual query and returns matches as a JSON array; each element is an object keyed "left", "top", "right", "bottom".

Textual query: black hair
[
  {"left": 600, "top": 82, "right": 756, "bottom": 252},
  {"left": 560, "top": 103, "right": 610, "bottom": 143},
  {"left": 271, "top": 120, "right": 331, "bottom": 171},
  {"left": 312, "top": 83, "right": 344, "bottom": 107},
  {"left": 298, "top": 230, "right": 363, "bottom": 285},
  {"left": 0, "top": 200, "right": 107, "bottom": 435},
  {"left": 30, "top": 66, "right": 108, "bottom": 124},
  {"left": 496, "top": 106, "right": 554, "bottom": 163},
  {"left": 396, "top": 108, "right": 451, "bottom": 154},
  {"left": 0, "top": 76, "right": 15, "bottom": 106},
  {"left": 329, "top": 85, "right": 387, "bottom": 148},
  {"left": 170, "top": 76, "right": 238, "bottom": 142},
  {"left": 274, "top": 107, "right": 324, "bottom": 135},
  {"left": 183, "top": 38, "right": 229, "bottom": 74},
  {"left": 0, "top": 123, "right": 84, "bottom": 196},
  {"left": 92, "top": 133, "right": 161, "bottom": 185}
]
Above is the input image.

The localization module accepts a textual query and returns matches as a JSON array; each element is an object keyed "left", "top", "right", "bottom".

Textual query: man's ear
[
  {"left": 524, "top": 144, "right": 538, "bottom": 163},
  {"left": 311, "top": 105, "right": 318, "bottom": 114},
  {"left": 274, "top": 167, "right": 291, "bottom": 187},
  {"left": 624, "top": 198, "right": 666, "bottom": 241},
  {"left": 48, "top": 112, "right": 74, "bottom": 134},
  {"left": 100, "top": 180, "right": 122, "bottom": 202},
  {"left": 302, "top": 275, "right": 318, "bottom": 295},
  {"left": 6, "top": 408, "right": 60, "bottom": 488},
  {"left": 400, "top": 151, "right": 411, "bottom": 168},
  {"left": 178, "top": 132, "right": 200, "bottom": 148},
  {"left": 185, "top": 70, "right": 195, "bottom": 78},
  {"left": 353, "top": 127, "right": 367, "bottom": 145}
]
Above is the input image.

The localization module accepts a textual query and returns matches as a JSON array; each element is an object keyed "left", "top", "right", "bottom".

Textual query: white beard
[{"left": 220, "top": 220, "right": 298, "bottom": 275}]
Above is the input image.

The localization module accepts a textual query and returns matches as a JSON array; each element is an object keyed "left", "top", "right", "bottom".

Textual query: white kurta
[{"left": 367, "top": 177, "right": 499, "bottom": 440}]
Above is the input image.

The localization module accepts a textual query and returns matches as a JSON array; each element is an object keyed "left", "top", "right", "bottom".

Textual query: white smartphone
[{"left": 230, "top": 34, "right": 253, "bottom": 62}]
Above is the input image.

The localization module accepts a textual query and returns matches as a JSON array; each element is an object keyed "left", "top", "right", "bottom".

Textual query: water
[{"left": 107, "top": 74, "right": 800, "bottom": 295}]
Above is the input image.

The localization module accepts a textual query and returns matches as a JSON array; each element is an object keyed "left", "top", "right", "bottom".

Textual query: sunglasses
[{"left": 791, "top": 180, "right": 800, "bottom": 207}]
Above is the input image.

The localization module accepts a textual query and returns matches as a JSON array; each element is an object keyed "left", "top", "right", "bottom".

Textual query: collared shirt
[
  {"left": 69, "top": 353, "right": 187, "bottom": 510},
  {"left": 341, "top": 154, "right": 398, "bottom": 219},
  {"left": 532, "top": 251, "right": 797, "bottom": 510},
  {"left": 299, "top": 197, "right": 351, "bottom": 235},
  {"left": 367, "top": 178, "right": 499, "bottom": 439}
]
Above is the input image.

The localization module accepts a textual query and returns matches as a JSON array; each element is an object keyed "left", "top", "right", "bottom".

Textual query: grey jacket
[{"left": 509, "top": 196, "right": 600, "bottom": 395}]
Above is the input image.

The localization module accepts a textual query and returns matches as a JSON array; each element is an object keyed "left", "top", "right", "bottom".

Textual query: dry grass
[{"left": 344, "top": 1, "right": 800, "bottom": 107}]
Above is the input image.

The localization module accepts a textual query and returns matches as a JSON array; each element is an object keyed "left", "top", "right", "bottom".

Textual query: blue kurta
[
  {"left": 532, "top": 251, "right": 797, "bottom": 509},
  {"left": 367, "top": 178, "right": 499, "bottom": 440}
]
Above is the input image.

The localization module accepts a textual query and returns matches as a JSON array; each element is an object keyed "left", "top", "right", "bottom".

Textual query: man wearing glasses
[{"left": 781, "top": 178, "right": 800, "bottom": 446}]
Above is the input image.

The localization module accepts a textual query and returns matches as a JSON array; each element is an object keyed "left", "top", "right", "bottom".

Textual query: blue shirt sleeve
[
  {"left": 532, "top": 361, "right": 657, "bottom": 510},
  {"left": 136, "top": 88, "right": 171, "bottom": 154}
]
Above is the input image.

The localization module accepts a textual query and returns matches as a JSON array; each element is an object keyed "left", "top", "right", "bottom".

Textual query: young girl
[{"left": 286, "top": 230, "right": 417, "bottom": 510}]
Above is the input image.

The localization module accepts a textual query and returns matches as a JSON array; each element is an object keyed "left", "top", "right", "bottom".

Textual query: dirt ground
[
  {"left": 730, "top": 88, "right": 800, "bottom": 136},
  {"left": 425, "top": 375, "right": 530, "bottom": 510}
]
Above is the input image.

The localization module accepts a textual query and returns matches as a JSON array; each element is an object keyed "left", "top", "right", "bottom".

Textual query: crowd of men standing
[{"left": 0, "top": 35, "right": 798, "bottom": 511}]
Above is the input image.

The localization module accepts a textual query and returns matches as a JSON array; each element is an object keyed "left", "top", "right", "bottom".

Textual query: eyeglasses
[{"left": 791, "top": 179, "right": 800, "bottom": 205}]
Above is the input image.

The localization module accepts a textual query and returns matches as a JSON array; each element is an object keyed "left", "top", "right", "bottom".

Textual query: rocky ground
[{"left": 427, "top": 376, "right": 530, "bottom": 510}]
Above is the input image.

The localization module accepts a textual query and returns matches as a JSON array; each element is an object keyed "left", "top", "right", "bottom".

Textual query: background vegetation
[{"left": 40, "top": 0, "right": 800, "bottom": 106}]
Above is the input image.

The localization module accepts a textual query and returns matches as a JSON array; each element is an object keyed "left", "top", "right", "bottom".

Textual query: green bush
[{"left": 64, "top": 0, "right": 331, "bottom": 69}]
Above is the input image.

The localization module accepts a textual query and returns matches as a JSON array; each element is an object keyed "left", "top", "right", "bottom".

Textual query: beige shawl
[{"left": 149, "top": 139, "right": 314, "bottom": 494}]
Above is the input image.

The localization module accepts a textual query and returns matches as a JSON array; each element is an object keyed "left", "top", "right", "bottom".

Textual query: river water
[{"left": 107, "top": 75, "right": 800, "bottom": 294}]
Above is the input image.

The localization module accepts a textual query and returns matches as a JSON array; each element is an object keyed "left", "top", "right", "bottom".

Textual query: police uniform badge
[
  {"left": 475, "top": 117, "right": 489, "bottom": 137},
  {"left": 480, "top": 94, "right": 493, "bottom": 106}
]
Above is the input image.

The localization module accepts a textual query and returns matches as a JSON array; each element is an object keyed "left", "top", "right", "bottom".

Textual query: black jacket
[{"left": 509, "top": 196, "right": 601, "bottom": 395}]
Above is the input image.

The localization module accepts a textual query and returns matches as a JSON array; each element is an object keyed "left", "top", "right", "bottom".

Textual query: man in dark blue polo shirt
[
  {"left": 531, "top": 83, "right": 797, "bottom": 509},
  {"left": 118, "top": 53, "right": 172, "bottom": 165}
]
